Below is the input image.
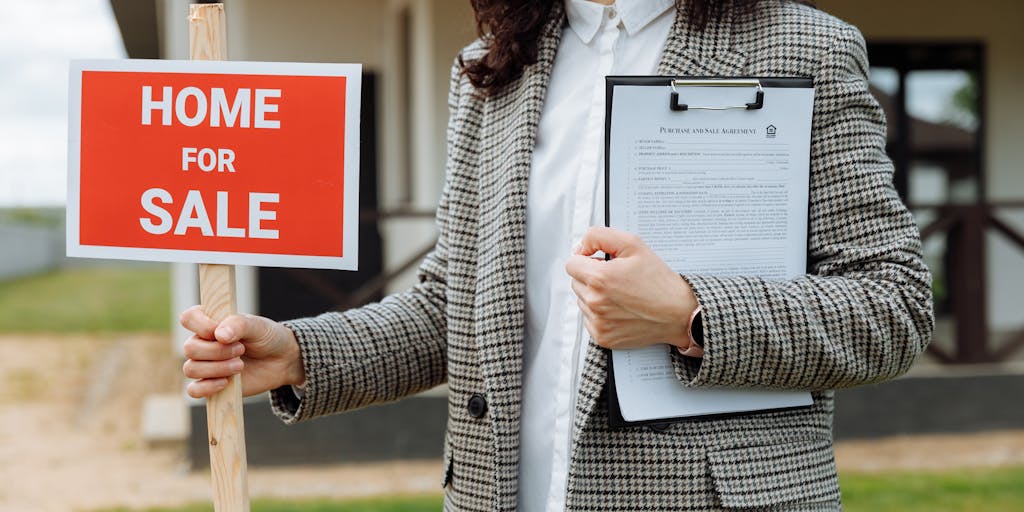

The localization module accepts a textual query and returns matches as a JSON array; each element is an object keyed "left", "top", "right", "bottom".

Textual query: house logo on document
[{"left": 766, "top": 124, "right": 777, "bottom": 138}]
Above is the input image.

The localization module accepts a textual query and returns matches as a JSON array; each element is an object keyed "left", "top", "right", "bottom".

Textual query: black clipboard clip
[{"left": 669, "top": 79, "right": 765, "bottom": 112}]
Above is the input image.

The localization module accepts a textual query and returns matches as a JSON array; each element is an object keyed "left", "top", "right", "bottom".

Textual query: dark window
[{"left": 867, "top": 43, "right": 984, "bottom": 206}]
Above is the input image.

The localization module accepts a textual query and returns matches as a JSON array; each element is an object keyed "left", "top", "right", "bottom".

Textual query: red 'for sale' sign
[{"left": 68, "top": 60, "right": 361, "bottom": 270}]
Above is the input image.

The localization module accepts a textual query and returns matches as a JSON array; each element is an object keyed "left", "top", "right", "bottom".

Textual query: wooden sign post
[
  {"left": 189, "top": 5, "right": 249, "bottom": 511},
  {"left": 67, "top": 6, "right": 361, "bottom": 511},
  {"left": 199, "top": 264, "right": 248, "bottom": 511}
]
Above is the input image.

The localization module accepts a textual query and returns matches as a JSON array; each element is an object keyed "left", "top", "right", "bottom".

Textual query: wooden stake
[
  {"left": 189, "top": 3, "right": 227, "bottom": 61},
  {"left": 190, "top": 4, "right": 250, "bottom": 511}
]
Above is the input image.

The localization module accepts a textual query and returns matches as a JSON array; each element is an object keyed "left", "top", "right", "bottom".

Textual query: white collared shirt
[{"left": 519, "top": 1, "right": 675, "bottom": 510}]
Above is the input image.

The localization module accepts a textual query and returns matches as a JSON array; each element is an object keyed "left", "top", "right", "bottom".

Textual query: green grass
[
  {"left": 92, "top": 467, "right": 1024, "bottom": 512},
  {"left": 0, "top": 207, "right": 63, "bottom": 228},
  {"left": 0, "top": 266, "right": 170, "bottom": 333},
  {"left": 841, "top": 466, "right": 1024, "bottom": 512}
]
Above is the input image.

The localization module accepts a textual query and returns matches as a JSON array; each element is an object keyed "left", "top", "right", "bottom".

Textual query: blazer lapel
[
  {"left": 473, "top": 1, "right": 564, "bottom": 504},
  {"left": 658, "top": 2, "right": 748, "bottom": 77},
  {"left": 573, "top": 3, "right": 749, "bottom": 438}
]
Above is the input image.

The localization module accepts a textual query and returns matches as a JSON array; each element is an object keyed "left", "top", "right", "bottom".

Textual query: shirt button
[
  {"left": 608, "top": 8, "right": 616, "bottom": 19},
  {"left": 467, "top": 393, "right": 488, "bottom": 419}
]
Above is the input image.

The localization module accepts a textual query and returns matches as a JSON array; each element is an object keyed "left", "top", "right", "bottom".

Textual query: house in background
[{"left": 109, "top": 0, "right": 1024, "bottom": 466}]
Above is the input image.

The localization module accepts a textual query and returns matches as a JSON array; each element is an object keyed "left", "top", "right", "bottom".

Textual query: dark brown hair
[{"left": 460, "top": 0, "right": 811, "bottom": 95}]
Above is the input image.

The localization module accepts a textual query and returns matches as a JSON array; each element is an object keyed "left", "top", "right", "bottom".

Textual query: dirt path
[
  {"left": 835, "top": 431, "right": 1024, "bottom": 472},
  {"left": 1, "top": 334, "right": 1022, "bottom": 512}
]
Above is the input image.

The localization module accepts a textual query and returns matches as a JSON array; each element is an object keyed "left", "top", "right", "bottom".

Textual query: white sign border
[{"left": 67, "top": 59, "right": 361, "bottom": 271}]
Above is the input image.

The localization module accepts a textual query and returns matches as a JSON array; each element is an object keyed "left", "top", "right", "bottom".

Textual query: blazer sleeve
[
  {"left": 268, "top": 61, "right": 466, "bottom": 423},
  {"left": 672, "top": 24, "right": 934, "bottom": 391}
]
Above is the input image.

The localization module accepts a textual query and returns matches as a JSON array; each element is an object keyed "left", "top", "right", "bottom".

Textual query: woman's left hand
[{"left": 565, "top": 226, "right": 699, "bottom": 350}]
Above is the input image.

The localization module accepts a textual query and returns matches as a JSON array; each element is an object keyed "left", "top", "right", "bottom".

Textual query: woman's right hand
[{"left": 180, "top": 305, "right": 305, "bottom": 399}]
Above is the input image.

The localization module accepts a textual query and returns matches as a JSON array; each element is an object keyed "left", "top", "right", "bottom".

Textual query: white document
[{"left": 607, "top": 80, "right": 815, "bottom": 422}]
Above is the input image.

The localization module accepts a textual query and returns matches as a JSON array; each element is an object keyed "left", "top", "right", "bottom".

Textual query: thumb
[
  {"left": 577, "top": 227, "right": 643, "bottom": 258},
  {"left": 213, "top": 314, "right": 261, "bottom": 345}
]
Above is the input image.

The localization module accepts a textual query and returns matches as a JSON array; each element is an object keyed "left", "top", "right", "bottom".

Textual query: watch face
[{"left": 691, "top": 311, "right": 704, "bottom": 347}]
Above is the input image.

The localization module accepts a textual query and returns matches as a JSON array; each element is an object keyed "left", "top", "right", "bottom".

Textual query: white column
[{"left": 170, "top": 262, "right": 197, "bottom": 357}]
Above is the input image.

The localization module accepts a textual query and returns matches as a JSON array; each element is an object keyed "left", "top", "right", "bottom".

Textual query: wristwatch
[
  {"left": 688, "top": 305, "right": 704, "bottom": 348},
  {"left": 676, "top": 305, "right": 704, "bottom": 357}
]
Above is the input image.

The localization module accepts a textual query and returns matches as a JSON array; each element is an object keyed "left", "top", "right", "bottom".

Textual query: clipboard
[{"left": 603, "top": 76, "right": 815, "bottom": 428}]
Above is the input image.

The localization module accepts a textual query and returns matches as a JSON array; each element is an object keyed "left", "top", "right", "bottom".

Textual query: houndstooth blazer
[{"left": 271, "top": 1, "right": 934, "bottom": 510}]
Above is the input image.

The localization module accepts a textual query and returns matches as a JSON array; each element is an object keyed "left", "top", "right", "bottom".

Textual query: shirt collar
[{"left": 565, "top": 0, "right": 676, "bottom": 44}]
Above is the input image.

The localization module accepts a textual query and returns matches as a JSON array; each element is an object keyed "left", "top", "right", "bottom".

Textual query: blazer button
[{"left": 467, "top": 394, "right": 488, "bottom": 419}]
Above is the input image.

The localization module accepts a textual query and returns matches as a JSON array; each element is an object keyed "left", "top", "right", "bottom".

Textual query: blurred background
[{"left": 0, "top": 0, "right": 1022, "bottom": 510}]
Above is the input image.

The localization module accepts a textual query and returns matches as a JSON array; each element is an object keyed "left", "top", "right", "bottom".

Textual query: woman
[{"left": 181, "top": 0, "right": 934, "bottom": 509}]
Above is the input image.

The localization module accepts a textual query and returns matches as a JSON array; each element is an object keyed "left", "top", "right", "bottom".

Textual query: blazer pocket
[{"left": 707, "top": 437, "right": 840, "bottom": 509}]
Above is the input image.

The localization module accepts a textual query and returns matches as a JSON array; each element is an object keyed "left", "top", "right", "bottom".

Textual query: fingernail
[
  {"left": 229, "top": 360, "right": 243, "bottom": 372},
  {"left": 231, "top": 344, "right": 244, "bottom": 356},
  {"left": 216, "top": 326, "right": 234, "bottom": 341}
]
